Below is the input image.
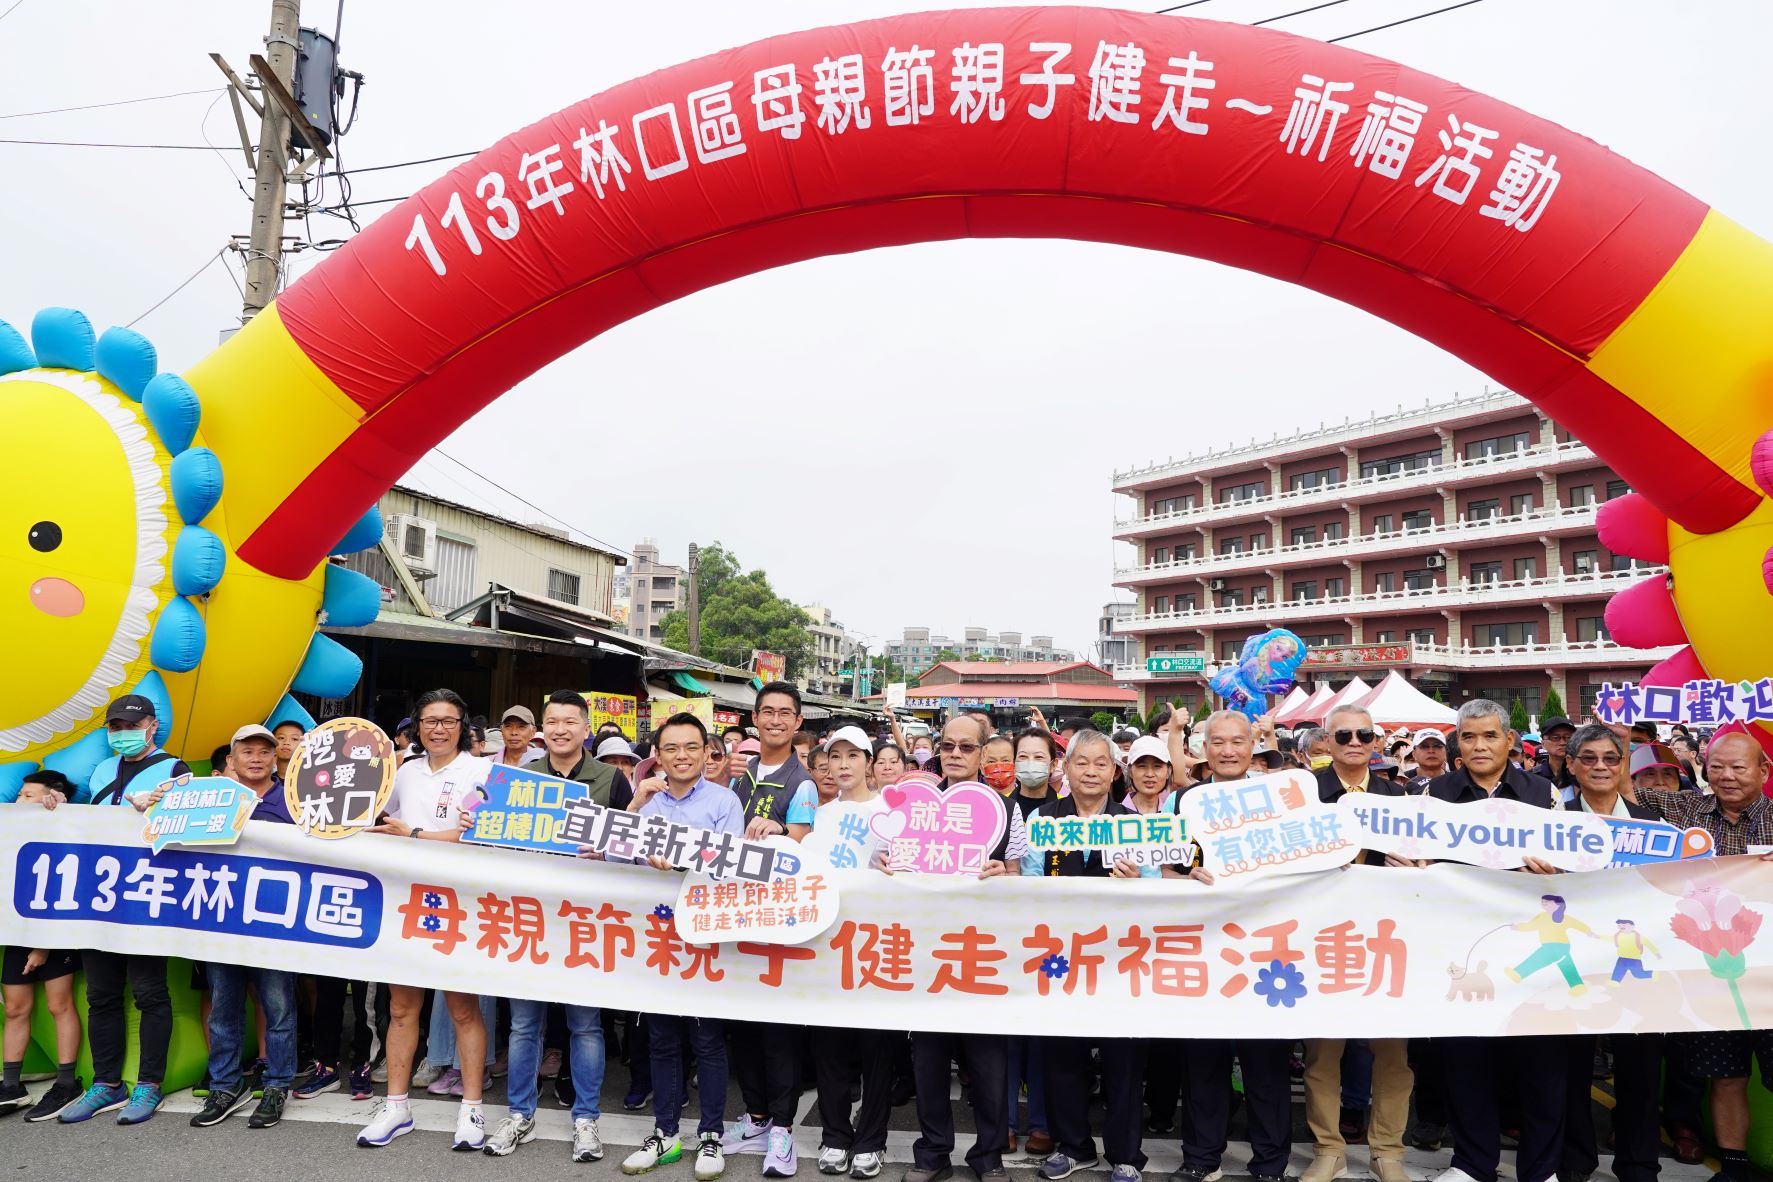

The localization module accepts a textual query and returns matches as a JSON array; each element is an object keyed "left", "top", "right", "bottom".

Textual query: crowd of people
[{"left": 1, "top": 682, "right": 1769, "bottom": 1182}]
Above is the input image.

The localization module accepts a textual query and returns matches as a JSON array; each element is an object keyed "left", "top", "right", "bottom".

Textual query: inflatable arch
[{"left": 6, "top": 6, "right": 1773, "bottom": 784}]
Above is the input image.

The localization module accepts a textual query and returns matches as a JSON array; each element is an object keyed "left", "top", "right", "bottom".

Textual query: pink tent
[
  {"left": 1278, "top": 683, "right": 1338, "bottom": 725},
  {"left": 1353, "top": 671, "right": 1456, "bottom": 730},
  {"left": 1269, "top": 685, "right": 1309, "bottom": 723},
  {"left": 1306, "top": 676, "right": 1373, "bottom": 724}
]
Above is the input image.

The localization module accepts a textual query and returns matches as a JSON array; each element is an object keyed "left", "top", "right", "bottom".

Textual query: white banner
[{"left": 1, "top": 810, "right": 1768, "bottom": 1039}]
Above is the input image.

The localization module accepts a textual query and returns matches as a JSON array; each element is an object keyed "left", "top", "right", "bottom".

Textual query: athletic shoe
[
  {"left": 248, "top": 1086, "right": 288, "bottom": 1129},
  {"left": 294, "top": 1066, "right": 342, "bottom": 1099},
  {"left": 724, "top": 1114, "right": 772, "bottom": 1152},
  {"left": 410, "top": 1057, "right": 442, "bottom": 1087},
  {"left": 1166, "top": 1169, "right": 1223, "bottom": 1182},
  {"left": 623, "top": 1129, "right": 685, "bottom": 1175},
  {"left": 453, "top": 1105, "right": 487, "bottom": 1151},
  {"left": 573, "top": 1116, "right": 605, "bottom": 1162},
  {"left": 1111, "top": 1169, "right": 1141, "bottom": 1182},
  {"left": 622, "top": 1088, "right": 652, "bottom": 1111},
  {"left": 763, "top": 1126, "right": 798, "bottom": 1177},
  {"left": 370, "top": 1060, "right": 389, "bottom": 1084},
  {"left": 428, "top": 1066, "right": 463, "bottom": 1096},
  {"left": 695, "top": 1131, "right": 728, "bottom": 1181},
  {"left": 490, "top": 1053, "right": 508, "bottom": 1079},
  {"left": 0, "top": 1081, "right": 27, "bottom": 1114},
  {"left": 356, "top": 1100, "right": 414, "bottom": 1146},
  {"left": 849, "top": 1152, "right": 883, "bottom": 1179},
  {"left": 556, "top": 1069, "right": 576, "bottom": 1108},
  {"left": 349, "top": 1064, "right": 375, "bottom": 1100},
  {"left": 25, "top": 1078, "right": 84, "bottom": 1122},
  {"left": 818, "top": 1146, "right": 852, "bottom": 1175},
  {"left": 190, "top": 1087, "right": 254, "bottom": 1127},
  {"left": 540, "top": 1048, "right": 563, "bottom": 1078},
  {"left": 1042, "top": 1153, "right": 1100, "bottom": 1180},
  {"left": 116, "top": 1083, "right": 163, "bottom": 1125},
  {"left": 484, "top": 1112, "right": 536, "bottom": 1156}
]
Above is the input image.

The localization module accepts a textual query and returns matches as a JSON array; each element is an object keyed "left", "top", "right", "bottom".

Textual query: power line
[
  {"left": 1328, "top": 0, "right": 1488, "bottom": 41},
  {"left": 125, "top": 247, "right": 226, "bottom": 328},
  {"left": 0, "top": 137, "right": 214, "bottom": 150},
  {"left": 429, "top": 448, "right": 636, "bottom": 561},
  {"left": 1254, "top": 0, "right": 1355, "bottom": 26},
  {"left": 0, "top": 87, "right": 223, "bottom": 120},
  {"left": 1155, "top": 1, "right": 1222, "bottom": 12},
  {"left": 0, "top": 0, "right": 26, "bottom": 24},
  {"left": 338, "top": 150, "right": 480, "bottom": 176}
]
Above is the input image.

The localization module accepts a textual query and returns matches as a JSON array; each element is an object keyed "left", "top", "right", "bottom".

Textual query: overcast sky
[{"left": 2, "top": 0, "right": 1768, "bottom": 658}]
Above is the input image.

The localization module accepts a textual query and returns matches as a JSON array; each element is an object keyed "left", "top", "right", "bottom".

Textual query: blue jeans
[
  {"left": 508, "top": 999, "right": 603, "bottom": 1121},
  {"left": 1008, "top": 1035, "right": 1048, "bottom": 1134},
  {"left": 651, "top": 1014, "right": 726, "bottom": 1137},
  {"left": 1341, "top": 1039, "right": 1374, "bottom": 1109},
  {"left": 428, "top": 991, "right": 496, "bottom": 1068},
  {"left": 207, "top": 963, "right": 297, "bottom": 1093}
]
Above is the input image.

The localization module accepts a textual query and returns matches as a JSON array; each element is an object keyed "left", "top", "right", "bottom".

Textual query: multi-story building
[
  {"left": 626, "top": 540, "right": 686, "bottom": 643},
  {"left": 802, "top": 604, "right": 861, "bottom": 696},
  {"left": 886, "top": 625, "right": 1079, "bottom": 678},
  {"left": 1098, "top": 602, "right": 1139, "bottom": 672},
  {"left": 1110, "top": 388, "right": 1676, "bottom": 720}
]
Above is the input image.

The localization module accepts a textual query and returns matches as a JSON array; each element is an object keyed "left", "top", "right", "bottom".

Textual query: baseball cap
[
  {"left": 500, "top": 704, "right": 536, "bottom": 726},
  {"left": 1539, "top": 715, "right": 1575, "bottom": 736},
  {"left": 826, "top": 725, "right": 873, "bottom": 755},
  {"left": 1629, "top": 719, "right": 1658, "bottom": 738},
  {"left": 105, "top": 693, "right": 156, "bottom": 724},
  {"left": 596, "top": 736, "right": 638, "bottom": 762},
  {"left": 230, "top": 723, "right": 275, "bottom": 746},
  {"left": 736, "top": 738, "right": 761, "bottom": 755},
  {"left": 1127, "top": 735, "right": 1171, "bottom": 766},
  {"left": 1630, "top": 743, "right": 1681, "bottom": 777},
  {"left": 1112, "top": 727, "right": 1141, "bottom": 743},
  {"left": 1410, "top": 727, "right": 1446, "bottom": 748}
]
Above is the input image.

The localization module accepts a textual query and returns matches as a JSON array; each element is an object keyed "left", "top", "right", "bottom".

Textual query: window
[
  {"left": 1568, "top": 484, "right": 1596, "bottom": 507},
  {"left": 1179, "top": 543, "right": 1197, "bottom": 560},
  {"left": 1152, "top": 644, "right": 1169, "bottom": 653},
  {"left": 1218, "top": 480, "right": 1265, "bottom": 504},
  {"left": 1151, "top": 494, "right": 1195, "bottom": 516},
  {"left": 1609, "top": 553, "right": 1637, "bottom": 572},
  {"left": 1359, "top": 448, "right": 1441, "bottom": 479},
  {"left": 1373, "top": 571, "right": 1395, "bottom": 593},
  {"left": 1404, "top": 569, "right": 1435, "bottom": 590},
  {"left": 1473, "top": 621, "right": 1539, "bottom": 647},
  {"left": 1221, "top": 640, "right": 1241, "bottom": 660},
  {"left": 1325, "top": 522, "right": 1345, "bottom": 541},
  {"left": 1291, "top": 526, "right": 1318, "bottom": 546},
  {"left": 1370, "top": 513, "right": 1394, "bottom": 536},
  {"left": 1572, "top": 549, "right": 1598, "bottom": 574},
  {"left": 548, "top": 568, "right": 581, "bottom": 605},
  {"left": 1576, "top": 616, "right": 1609, "bottom": 641},
  {"left": 1375, "top": 630, "right": 1398, "bottom": 643},
  {"left": 1326, "top": 577, "right": 1345, "bottom": 598},
  {"left": 1510, "top": 493, "right": 1534, "bottom": 516},
  {"left": 1513, "top": 556, "right": 1538, "bottom": 581},
  {"left": 1152, "top": 546, "right": 1169, "bottom": 564},
  {"left": 1221, "top": 589, "right": 1246, "bottom": 606},
  {"left": 1467, "top": 498, "right": 1500, "bottom": 521},
  {"left": 1252, "top": 585, "right": 1269, "bottom": 604},
  {"left": 1463, "top": 430, "right": 1532, "bottom": 460},
  {"left": 1292, "top": 580, "right": 1318, "bottom": 601},
  {"left": 1298, "top": 633, "right": 1348, "bottom": 646},
  {"left": 1153, "top": 595, "right": 1169, "bottom": 614},
  {"left": 1403, "top": 509, "right": 1433, "bottom": 532},
  {"left": 652, "top": 576, "right": 675, "bottom": 590},
  {"left": 1606, "top": 479, "right": 1629, "bottom": 500},
  {"left": 1289, "top": 466, "right": 1343, "bottom": 492},
  {"left": 1476, "top": 686, "right": 1543, "bottom": 716},
  {"left": 1407, "top": 628, "right": 1436, "bottom": 645},
  {"left": 1179, "top": 594, "right": 1197, "bottom": 611},
  {"left": 1250, "top": 534, "right": 1268, "bottom": 551},
  {"left": 1470, "top": 560, "right": 1502, "bottom": 584},
  {"left": 1219, "top": 537, "right": 1245, "bottom": 556}
]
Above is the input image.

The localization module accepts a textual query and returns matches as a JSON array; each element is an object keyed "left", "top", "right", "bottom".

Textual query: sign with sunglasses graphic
[
  {"left": 284, "top": 718, "right": 397, "bottom": 840},
  {"left": 1339, "top": 793, "right": 1617, "bottom": 872}
]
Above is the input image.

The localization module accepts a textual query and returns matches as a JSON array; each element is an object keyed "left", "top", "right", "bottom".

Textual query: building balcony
[
  {"left": 1112, "top": 439, "right": 1596, "bottom": 539},
  {"left": 1115, "top": 503, "right": 1600, "bottom": 587},
  {"left": 1117, "top": 567, "right": 1651, "bottom": 633},
  {"left": 1112, "top": 636, "right": 1675, "bottom": 682}
]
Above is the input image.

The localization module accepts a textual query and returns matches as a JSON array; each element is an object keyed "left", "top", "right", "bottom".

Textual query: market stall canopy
[
  {"left": 1277, "top": 684, "right": 1337, "bottom": 726},
  {"left": 1352, "top": 671, "right": 1456, "bottom": 730},
  {"left": 1306, "top": 677, "right": 1373, "bottom": 724},
  {"left": 1270, "top": 686, "right": 1309, "bottom": 724}
]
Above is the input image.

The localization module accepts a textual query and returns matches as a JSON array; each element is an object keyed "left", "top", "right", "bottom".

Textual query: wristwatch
[{"left": 408, "top": 827, "right": 422, "bottom": 838}]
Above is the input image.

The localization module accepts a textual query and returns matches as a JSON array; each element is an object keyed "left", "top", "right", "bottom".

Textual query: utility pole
[
  {"left": 686, "top": 543, "right": 701, "bottom": 656},
  {"left": 242, "top": 0, "right": 301, "bottom": 320}
]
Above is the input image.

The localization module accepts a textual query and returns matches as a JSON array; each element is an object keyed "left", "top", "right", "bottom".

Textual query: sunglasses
[
  {"left": 1333, "top": 728, "right": 1376, "bottom": 745},
  {"left": 937, "top": 741, "right": 980, "bottom": 755},
  {"left": 1573, "top": 752, "right": 1622, "bottom": 767}
]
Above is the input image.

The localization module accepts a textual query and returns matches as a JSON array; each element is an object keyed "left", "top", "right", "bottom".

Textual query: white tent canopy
[
  {"left": 1269, "top": 685, "right": 1309, "bottom": 723},
  {"left": 1353, "top": 671, "right": 1457, "bottom": 730},
  {"left": 1309, "top": 676, "right": 1373, "bottom": 723},
  {"left": 1279, "top": 682, "right": 1344, "bottom": 725}
]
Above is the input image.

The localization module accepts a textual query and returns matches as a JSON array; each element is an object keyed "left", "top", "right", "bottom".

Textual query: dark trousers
[
  {"left": 651, "top": 1014, "right": 726, "bottom": 1138},
  {"left": 85, "top": 951, "right": 170, "bottom": 1086},
  {"left": 815, "top": 1026, "right": 894, "bottom": 1154},
  {"left": 313, "top": 978, "right": 374, "bottom": 1070},
  {"left": 1183, "top": 1037, "right": 1292, "bottom": 1177},
  {"left": 1145, "top": 1037, "right": 1193, "bottom": 1141},
  {"left": 733, "top": 1020, "right": 800, "bottom": 1126},
  {"left": 1044, "top": 1036, "right": 1148, "bottom": 1169},
  {"left": 912, "top": 1030, "right": 1009, "bottom": 1176},
  {"left": 1442, "top": 1035, "right": 1565, "bottom": 1182},
  {"left": 1564, "top": 1034, "right": 1663, "bottom": 1182},
  {"left": 1409, "top": 1039, "right": 1448, "bottom": 1125}
]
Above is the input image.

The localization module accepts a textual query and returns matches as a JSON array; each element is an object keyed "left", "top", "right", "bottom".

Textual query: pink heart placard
[{"left": 869, "top": 779, "right": 1006, "bottom": 875}]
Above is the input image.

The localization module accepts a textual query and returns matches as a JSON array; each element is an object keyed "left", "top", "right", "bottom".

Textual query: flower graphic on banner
[
  {"left": 652, "top": 903, "right": 674, "bottom": 921},
  {"left": 1255, "top": 960, "right": 1308, "bottom": 1008},
  {"left": 1040, "top": 954, "right": 1070, "bottom": 980},
  {"left": 423, "top": 891, "right": 443, "bottom": 909},
  {"left": 1670, "top": 883, "right": 1762, "bottom": 1029}
]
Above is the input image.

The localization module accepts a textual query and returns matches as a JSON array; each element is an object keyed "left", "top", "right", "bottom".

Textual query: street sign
[
  {"left": 1146, "top": 653, "right": 1205, "bottom": 675},
  {"left": 993, "top": 697, "right": 1020, "bottom": 708}
]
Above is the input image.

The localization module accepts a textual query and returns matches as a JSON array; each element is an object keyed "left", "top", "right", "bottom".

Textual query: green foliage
[
  {"left": 1509, "top": 697, "right": 1531, "bottom": 733},
  {"left": 1090, "top": 711, "right": 1118, "bottom": 733},
  {"left": 1193, "top": 700, "right": 1211, "bottom": 722},
  {"left": 660, "top": 542, "right": 812, "bottom": 676},
  {"left": 1541, "top": 686, "right": 1565, "bottom": 721},
  {"left": 1431, "top": 688, "right": 1446, "bottom": 704}
]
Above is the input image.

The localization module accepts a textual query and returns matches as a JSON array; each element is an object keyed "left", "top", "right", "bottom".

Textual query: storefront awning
[
  {"left": 702, "top": 679, "right": 758, "bottom": 713},
  {"left": 673, "top": 671, "right": 713, "bottom": 696}
]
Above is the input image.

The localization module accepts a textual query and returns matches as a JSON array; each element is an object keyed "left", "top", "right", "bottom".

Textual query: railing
[
  {"left": 1112, "top": 636, "right": 1679, "bottom": 679},
  {"left": 1113, "top": 438, "right": 1595, "bottom": 535}
]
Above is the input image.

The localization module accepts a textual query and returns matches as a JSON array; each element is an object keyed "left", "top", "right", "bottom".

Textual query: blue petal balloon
[
  {"left": 95, "top": 326, "right": 158, "bottom": 401},
  {"left": 150, "top": 597, "right": 207, "bottom": 673},
  {"left": 170, "top": 447, "right": 224, "bottom": 524},
  {"left": 332, "top": 504, "right": 384, "bottom": 555},
  {"left": 30, "top": 307, "right": 95, "bottom": 371},
  {"left": 171, "top": 525, "right": 227, "bottom": 597},
  {"left": 0, "top": 318, "right": 35, "bottom": 375},
  {"left": 142, "top": 372, "right": 201, "bottom": 455}
]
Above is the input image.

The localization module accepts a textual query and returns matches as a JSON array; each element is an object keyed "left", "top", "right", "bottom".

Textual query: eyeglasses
[
  {"left": 1573, "top": 752, "right": 1622, "bottom": 767},
  {"left": 1333, "top": 728, "right": 1376, "bottom": 745},
  {"left": 754, "top": 707, "right": 799, "bottom": 721},
  {"left": 937, "top": 741, "right": 980, "bottom": 755},
  {"left": 418, "top": 716, "right": 462, "bottom": 730},
  {"left": 657, "top": 742, "right": 705, "bottom": 757}
]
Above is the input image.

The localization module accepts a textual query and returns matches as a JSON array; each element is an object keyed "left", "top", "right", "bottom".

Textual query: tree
[
  {"left": 1509, "top": 698, "right": 1531, "bottom": 733},
  {"left": 1431, "top": 688, "right": 1446, "bottom": 704},
  {"left": 1090, "top": 711, "right": 1119, "bottom": 733},
  {"left": 660, "top": 543, "right": 813, "bottom": 676},
  {"left": 1541, "top": 686, "right": 1565, "bottom": 721},
  {"left": 1193, "top": 700, "right": 1211, "bottom": 722}
]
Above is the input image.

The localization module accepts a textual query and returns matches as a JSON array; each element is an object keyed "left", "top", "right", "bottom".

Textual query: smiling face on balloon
[{"left": 0, "top": 370, "right": 169, "bottom": 757}]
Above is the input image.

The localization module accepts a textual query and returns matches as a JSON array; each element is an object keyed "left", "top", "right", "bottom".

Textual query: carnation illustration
[{"left": 1669, "top": 883, "right": 1762, "bottom": 1029}]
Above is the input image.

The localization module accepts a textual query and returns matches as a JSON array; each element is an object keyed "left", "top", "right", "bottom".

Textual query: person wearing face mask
[
  {"left": 1011, "top": 728, "right": 1058, "bottom": 818},
  {"left": 980, "top": 734, "right": 1017, "bottom": 796},
  {"left": 910, "top": 734, "right": 937, "bottom": 770}
]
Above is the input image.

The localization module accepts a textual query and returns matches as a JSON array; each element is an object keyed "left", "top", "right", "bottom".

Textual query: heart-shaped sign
[
  {"left": 882, "top": 786, "right": 907, "bottom": 810},
  {"left": 872, "top": 810, "right": 908, "bottom": 841},
  {"left": 869, "top": 779, "right": 1007, "bottom": 875}
]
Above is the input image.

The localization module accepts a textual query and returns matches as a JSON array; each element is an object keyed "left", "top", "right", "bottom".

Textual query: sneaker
[
  {"left": 0, "top": 1081, "right": 27, "bottom": 1114},
  {"left": 573, "top": 1116, "right": 605, "bottom": 1162},
  {"left": 484, "top": 1111, "right": 537, "bottom": 1156},
  {"left": 356, "top": 1100, "right": 414, "bottom": 1146},
  {"left": 1042, "top": 1153, "right": 1099, "bottom": 1180},
  {"left": 429, "top": 1066, "right": 463, "bottom": 1096},
  {"left": 541, "top": 1048, "right": 564, "bottom": 1078},
  {"left": 453, "top": 1105, "right": 487, "bottom": 1151},
  {"left": 410, "top": 1058, "right": 441, "bottom": 1087},
  {"left": 248, "top": 1086, "right": 288, "bottom": 1129},
  {"left": 1405, "top": 1121, "right": 1446, "bottom": 1152},
  {"left": 557, "top": 1068, "right": 577, "bottom": 1108},
  {"left": 191, "top": 1072, "right": 210, "bottom": 1098},
  {"left": 849, "top": 1152, "right": 883, "bottom": 1179},
  {"left": 190, "top": 1087, "right": 253, "bottom": 1127},
  {"left": 696, "top": 1131, "right": 728, "bottom": 1181},
  {"left": 623, "top": 1129, "right": 685, "bottom": 1175},
  {"left": 295, "top": 1066, "right": 342, "bottom": 1099},
  {"left": 349, "top": 1064, "right": 375, "bottom": 1100},
  {"left": 25, "top": 1078, "right": 85, "bottom": 1122},
  {"left": 725, "top": 1114, "right": 773, "bottom": 1152},
  {"left": 116, "top": 1083, "right": 163, "bottom": 1125},
  {"left": 623, "top": 1088, "right": 652, "bottom": 1111},
  {"left": 763, "top": 1126, "right": 799, "bottom": 1177},
  {"left": 819, "top": 1147, "right": 853, "bottom": 1175},
  {"left": 370, "top": 1059, "right": 389, "bottom": 1084},
  {"left": 1167, "top": 1170, "right": 1224, "bottom": 1182},
  {"left": 1112, "top": 1168, "right": 1142, "bottom": 1182}
]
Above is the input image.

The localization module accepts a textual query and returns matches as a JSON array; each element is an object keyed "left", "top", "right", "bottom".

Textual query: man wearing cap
[
  {"left": 491, "top": 705, "right": 538, "bottom": 767},
  {"left": 191, "top": 725, "right": 299, "bottom": 1131},
  {"left": 1531, "top": 716, "right": 1577, "bottom": 796},
  {"left": 55, "top": 694, "right": 192, "bottom": 1127},
  {"left": 1629, "top": 743, "right": 1685, "bottom": 796},
  {"left": 1406, "top": 729, "right": 1448, "bottom": 789}
]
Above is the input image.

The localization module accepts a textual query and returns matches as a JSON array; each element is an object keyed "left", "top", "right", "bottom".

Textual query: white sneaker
[
  {"left": 453, "top": 1105, "right": 487, "bottom": 1151},
  {"left": 355, "top": 1100, "right": 413, "bottom": 1147},
  {"left": 724, "top": 1114, "right": 772, "bottom": 1152},
  {"left": 410, "top": 1058, "right": 442, "bottom": 1088},
  {"left": 1433, "top": 1171, "right": 1483, "bottom": 1182},
  {"left": 695, "top": 1131, "right": 727, "bottom": 1181},
  {"left": 483, "top": 1111, "right": 536, "bottom": 1156},
  {"left": 849, "top": 1152, "right": 883, "bottom": 1179},
  {"left": 370, "top": 1060, "right": 389, "bottom": 1084},
  {"left": 624, "top": 1130, "right": 685, "bottom": 1175},
  {"left": 818, "top": 1146, "right": 852, "bottom": 1175},
  {"left": 573, "top": 1117, "right": 604, "bottom": 1162}
]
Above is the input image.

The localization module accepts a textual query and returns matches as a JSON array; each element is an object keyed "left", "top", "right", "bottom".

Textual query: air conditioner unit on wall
[
  {"left": 1207, "top": 578, "right": 1228, "bottom": 592},
  {"left": 1424, "top": 554, "right": 1447, "bottom": 569},
  {"left": 385, "top": 513, "right": 438, "bottom": 579}
]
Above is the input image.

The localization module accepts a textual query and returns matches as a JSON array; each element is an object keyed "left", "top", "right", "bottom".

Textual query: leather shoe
[
  {"left": 1373, "top": 1158, "right": 1409, "bottom": 1182},
  {"left": 1007, "top": 1134, "right": 1018, "bottom": 1154},
  {"left": 903, "top": 1168, "right": 954, "bottom": 1182},
  {"left": 1302, "top": 1153, "right": 1347, "bottom": 1182},
  {"left": 977, "top": 1170, "right": 1010, "bottom": 1182},
  {"left": 1024, "top": 1131, "right": 1055, "bottom": 1155}
]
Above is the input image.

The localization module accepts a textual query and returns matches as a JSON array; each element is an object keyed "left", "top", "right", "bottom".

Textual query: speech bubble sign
[
  {"left": 673, "top": 842, "right": 839, "bottom": 945},
  {"left": 140, "top": 774, "right": 254, "bottom": 854},
  {"left": 1177, "top": 769, "right": 1359, "bottom": 881},
  {"left": 285, "top": 718, "right": 396, "bottom": 840},
  {"left": 1339, "top": 793, "right": 1614, "bottom": 872}
]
